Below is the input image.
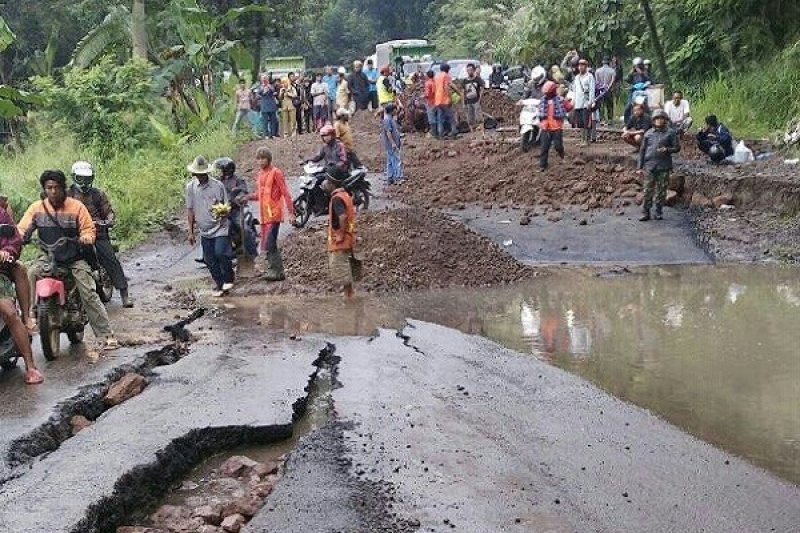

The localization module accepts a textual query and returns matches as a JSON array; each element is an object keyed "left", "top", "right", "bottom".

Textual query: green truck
[{"left": 262, "top": 56, "right": 306, "bottom": 78}]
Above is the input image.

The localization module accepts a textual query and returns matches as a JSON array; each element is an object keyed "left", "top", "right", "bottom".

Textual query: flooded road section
[{"left": 229, "top": 265, "right": 800, "bottom": 484}]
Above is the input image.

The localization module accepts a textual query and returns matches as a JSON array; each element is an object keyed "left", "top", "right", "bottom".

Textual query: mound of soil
[
  {"left": 394, "top": 135, "right": 645, "bottom": 210},
  {"left": 235, "top": 207, "right": 538, "bottom": 295},
  {"left": 481, "top": 89, "right": 519, "bottom": 126}
]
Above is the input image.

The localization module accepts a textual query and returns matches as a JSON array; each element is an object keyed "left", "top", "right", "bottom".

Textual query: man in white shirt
[
  {"left": 572, "top": 59, "right": 595, "bottom": 146},
  {"left": 310, "top": 73, "right": 329, "bottom": 132},
  {"left": 663, "top": 90, "right": 693, "bottom": 134}
]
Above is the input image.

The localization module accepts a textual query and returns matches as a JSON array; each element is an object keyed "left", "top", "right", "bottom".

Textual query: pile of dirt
[
  {"left": 394, "top": 135, "right": 646, "bottom": 210},
  {"left": 481, "top": 89, "right": 519, "bottom": 126},
  {"left": 235, "top": 207, "right": 538, "bottom": 295}
]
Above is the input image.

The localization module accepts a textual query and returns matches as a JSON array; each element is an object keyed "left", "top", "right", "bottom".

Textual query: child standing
[
  {"left": 537, "top": 81, "right": 573, "bottom": 172},
  {"left": 382, "top": 103, "right": 404, "bottom": 184}
]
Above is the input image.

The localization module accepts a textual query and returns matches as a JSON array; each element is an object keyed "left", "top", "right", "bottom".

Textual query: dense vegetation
[{"left": 0, "top": 0, "right": 796, "bottom": 245}]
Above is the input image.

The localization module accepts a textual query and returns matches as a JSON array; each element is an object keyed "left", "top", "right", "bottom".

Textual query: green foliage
[
  {"left": 70, "top": 5, "right": 133, "bottom": 69},
  {"left": 692, "top": 45, "right": 800, "bottom": 138},
  {"left": 429, "top": 0, "right": 515, "bottom": 60},
  {"left": 0, "top": 124, "right": 235, "bottom": 249},
  {"left": 31, "top": 58, "right": 157, "bottom": 157}
]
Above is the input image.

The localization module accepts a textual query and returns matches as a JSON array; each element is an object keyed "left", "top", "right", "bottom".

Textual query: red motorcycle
[{"left": 32, "top": 237, "right": 91, "bottom": 360}]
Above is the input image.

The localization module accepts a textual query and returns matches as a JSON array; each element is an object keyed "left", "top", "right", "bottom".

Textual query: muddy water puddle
[{"left": 230, "top": 264, "right": 800, "bottom": 484}]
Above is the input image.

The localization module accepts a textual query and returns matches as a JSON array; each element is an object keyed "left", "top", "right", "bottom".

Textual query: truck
[
  {"left": 374, "top": 40, "right": 435, "bottom": 71},
  {"left": 262, "top": 56, "right": 306, "bottom": 79}
]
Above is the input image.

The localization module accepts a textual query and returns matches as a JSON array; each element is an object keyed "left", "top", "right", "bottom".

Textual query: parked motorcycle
[
  {"left": 31, "top": 237, "right": 92, "bottom": 360},
  {"left": 517, "top": 98, "right": 541, "bottom": 153},
  {"left": 293, "top": 163, "right": 371, "bottom": 228}
]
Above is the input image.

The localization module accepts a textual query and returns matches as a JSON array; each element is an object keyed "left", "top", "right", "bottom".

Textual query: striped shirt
[{"left": 18, "top": 197, "right": 95, "bottom": 263}]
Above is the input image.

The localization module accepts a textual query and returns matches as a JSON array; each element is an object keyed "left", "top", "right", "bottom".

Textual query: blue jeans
[
  {"left": 201, "top": 235, "right": 234, "bottom": 289},
  {"left": 261, "top": 111, "right": 278, "bottom": 138},
  {"left": 426, "top": 105, "right": 436, "bottom": 133},
  {"left": 384, "top": 146, "right": 403, "bottom": 182},
  {"left": 434, "top": 105, "right": 457, "bottom": 138}
]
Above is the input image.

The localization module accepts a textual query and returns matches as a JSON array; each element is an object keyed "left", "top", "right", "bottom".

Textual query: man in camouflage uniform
[{"left": 637, "top": 109, "right": 680, "bottom": 221}]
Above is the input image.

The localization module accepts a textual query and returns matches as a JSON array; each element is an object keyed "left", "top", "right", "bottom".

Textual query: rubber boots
[
  {"left": 120, "top": 289, "right": 134, "bottom": 308},
  {"left": 639, "top": 209, "right": 651, "bottom": 222},
  {"left": 654, "top": 205, "right": 664, "bottom": 220},
  {"left": 264, "top": 250, "right": 286, "bottom": 282}
]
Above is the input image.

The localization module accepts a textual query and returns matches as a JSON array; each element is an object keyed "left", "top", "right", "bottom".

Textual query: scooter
[
  {"left": 517, "top": 98, "right": 541, "bottom": 153},
  {"left": 31, "top": 237, "right": 91, "bottom": 360},
  {"left": 293, "top": 162, "right": 371, "bottom": 228}
]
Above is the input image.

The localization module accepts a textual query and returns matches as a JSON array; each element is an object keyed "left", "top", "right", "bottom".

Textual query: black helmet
[
  {"left": 213, "top": 157, "right": 236, "bottom": 178},
  {"left": 709, "top": 144, "right": 725, "bottom": 158}
]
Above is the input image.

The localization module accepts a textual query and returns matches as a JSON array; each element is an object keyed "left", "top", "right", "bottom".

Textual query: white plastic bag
[{"left": 733, "top": 140, "right": 754, "bottom": 163}]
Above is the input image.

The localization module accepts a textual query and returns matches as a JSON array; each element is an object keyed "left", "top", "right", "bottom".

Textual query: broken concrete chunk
[
  {"left": 220, "top": 455, "right": 260, "bottom": 477},
  {"left": 70, "top": 415, "right": 92, "bottom": 435},
  {"left": 192, "top": 504, "right": 222, "bottom": 525},
  {"left": 149, "top": 504, "right": 204, "bottom": 532},
  {"left": 221, "top": 513, "right": 246, "bottom": 533},
  {"left": 251, "top": 460, "right": 280, "bottom": 478},
  {"left": 105, "top": 373, "right": 147, "bottom": 406},
  {"left": 222, "top": 494, "right": 262, "bottom": 519}
]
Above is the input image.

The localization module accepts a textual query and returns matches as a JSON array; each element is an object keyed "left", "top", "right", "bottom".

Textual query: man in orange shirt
[
  {"left": 433, "top": 63, "right": 459, "bottom": 139},
  {"left": 249, "top": 147, "right": 295, "bottom": 281},
  {"left": 424, "top": 70, "right": 437, "bottom": 138}
]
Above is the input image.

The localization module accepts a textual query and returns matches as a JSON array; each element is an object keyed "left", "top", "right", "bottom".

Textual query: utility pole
[{"left": 132, "top": 0, "right": 147, "bottom": 60}]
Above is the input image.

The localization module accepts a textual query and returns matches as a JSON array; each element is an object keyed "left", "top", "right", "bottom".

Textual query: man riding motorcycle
[
  {"left": 17, "top": 170, "right": 119, "bottom": 350},
  {"left": 68, "top": 161, "right": 133, "bottom": 308},
  {"left": 305, "top": 125, "right": 349, "bottom": 171},
  {"left": 213, "top": 157, "right": 258, "bottom": 258}
]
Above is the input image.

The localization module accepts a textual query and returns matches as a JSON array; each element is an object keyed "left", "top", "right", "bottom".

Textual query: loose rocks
[{"left": 104, "top": 373, "right": 147, "bottom": 406}]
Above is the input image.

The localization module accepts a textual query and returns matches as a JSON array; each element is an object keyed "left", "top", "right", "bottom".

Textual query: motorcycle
[
  {"left": 31, "top": 237, "right": 93, "bottom": 360},
  {"left": 293, "top": 163, "right": 371, "bottom": 228},
  {"left": 229, "top": 201, "right": 259, "bottom": 258},
  {"left": 517, "top": 98, "right": 541, "bottom": 153},
  {"left": 93, "top": 221, "right": 115, "bottom": 304}
]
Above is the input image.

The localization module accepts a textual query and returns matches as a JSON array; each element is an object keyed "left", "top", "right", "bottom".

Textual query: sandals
[
  {"left": 26, "top": 318, "right": 38, "bottom": 336},
  {"left": 25, "top": 368, "right": 44, "bottom": 385},
  {"left": 103, "top": 337, "right": 120, "bottom": 351}
]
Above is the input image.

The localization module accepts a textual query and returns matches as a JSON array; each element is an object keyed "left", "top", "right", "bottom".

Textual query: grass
[
  {"left": 691, "top": 50, "right": 800, "bottom": 140},
  {"left": 0, "top": 124, "right": 237, "bottom": 251}
]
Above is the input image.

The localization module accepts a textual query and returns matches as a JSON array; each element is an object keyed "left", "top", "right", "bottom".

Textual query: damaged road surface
[
  {"left": 250, "top": 321, "right": 799, "bottom": 533},
  {"left": 0, "top": 327, "right": 326, "bottom": 533}
]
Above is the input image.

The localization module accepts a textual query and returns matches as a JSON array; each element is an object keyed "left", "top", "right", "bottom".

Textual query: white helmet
[
  {"left": 337, "top": 66, "right": 347, "bottom": 75},
  {"left": 633, "top": 57, "right": 644, "bottom": 66},
  {"left": 531, "top": 65, "right": 546, "bottom": 84},
  {"left": 71, "top": 161, "right": 93, "bottom": 177},
  {"left": 643, "top": 59, "right": 652, "bottom": 66},
  {"left": 71, "top": 161, "right": 94, "bottom": 191}
]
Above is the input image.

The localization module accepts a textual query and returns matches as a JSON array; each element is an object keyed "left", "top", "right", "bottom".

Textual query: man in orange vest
[
  {"left": 248, "top": 147, "right": 295, "bottom": 281},
  {"left": 322, "top": 165, "right": 357, "bottom": 298}
]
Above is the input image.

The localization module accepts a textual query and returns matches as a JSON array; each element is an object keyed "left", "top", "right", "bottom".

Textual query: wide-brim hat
[{"left": 187, "top": 155, "right": 209, "bottom": 174}]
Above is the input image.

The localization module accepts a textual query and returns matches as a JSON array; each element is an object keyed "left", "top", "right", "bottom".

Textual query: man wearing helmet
[
  {"left": 637, "top": 109, "right": 680, "bottom": 221},
  {"left": 538, "top": 80, "right": 573, "bottom": 171},
  {"left": 68, "top": 161, "right": 133, "bottom": 308},
  {"left": 306, "top": 124, "right": 349, "bottom": 170},
  {"left": 18, "top": 170, "right": 119, "bottom": 350},
  {"left": 697, "top": 115, "right": 734, "bottom": 163},
  {"left": 213, "top": 157, "right": 257, "bottom": 258},
  {"left": 524, "top": 65, "right": 547, "bottom": 100}
]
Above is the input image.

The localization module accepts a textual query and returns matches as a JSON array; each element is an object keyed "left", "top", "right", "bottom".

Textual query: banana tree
[
  {"left": 0, "top": 17, "right": 40, "bottom": 126},
  {"left": 155, "top": 0, "right": 267, "bottom": 128}
]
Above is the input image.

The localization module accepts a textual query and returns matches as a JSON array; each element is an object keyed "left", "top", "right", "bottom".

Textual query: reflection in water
[{"left": 230, "top": 265, "right": 800, "bottom": 484}]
